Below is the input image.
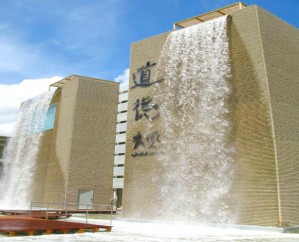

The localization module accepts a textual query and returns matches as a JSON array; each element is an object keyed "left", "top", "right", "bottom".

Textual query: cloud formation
[
  {"left": 0, "top": 76, "right": 62, "bottom": 136},
  {"left": 0, "top": 68, "right": 129, "bottom": 137},
  {"left": 114, "top": 68, "right": 129, "bottom": 86}
]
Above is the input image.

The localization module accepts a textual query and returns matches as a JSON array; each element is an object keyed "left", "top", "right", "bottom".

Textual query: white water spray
[
  {"left": 0, "top": 89, "right": 55, "bottom": 208},
  {"left": 152, "top": 16, "right": 235, "bottom": 223}
]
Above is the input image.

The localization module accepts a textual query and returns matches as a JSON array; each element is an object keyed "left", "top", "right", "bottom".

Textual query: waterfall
[
  {"left": 0, "top": 89, "right": 55, "bottom": 208},
  {"left": 152, "top": 16, "right": 235, "bottom": 223}
]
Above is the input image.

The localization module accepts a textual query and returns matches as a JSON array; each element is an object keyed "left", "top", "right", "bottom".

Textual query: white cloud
[
  {"left": 0, "top": 123, "right": 15, "bottom": 137},
  {"left": 0, "top": 70, "right": 129, "bottom": 137},
  {"left": 114, "top": 68, "right": 129, "bottom": 86},
  {"left": 114, "top": 68, "right": 129, "bottom": 92},
  {"left": 0, "top": 76, "right": 62, "bottom": 136}
]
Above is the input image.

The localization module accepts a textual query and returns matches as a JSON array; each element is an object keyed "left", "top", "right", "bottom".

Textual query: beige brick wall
[
  {"left": 44, "top": 79, "right": 78, "bottom": 205},
  {"left": 66, "top": 76, "right": 119, "bottom": 207},
  {"left": 32, "top": 132, "right": 53, "bottom": 202},
  {"left": 123, "top": 32, "right": 170, "bottom": 219},
  {"left": 228, "top": 6, "right": 279, "bottom": 226},
  {"left": 257, "top": 7, "right": 299, "bottom": 226},
  {"left": 123, "top": 5, "right": 298, "bottom": 226},
  {"left": 32, "top": 88, "right": 69, "bottom": 205},
  {"left": 32, "top": 76, "right": 119, "bottom": 209}
]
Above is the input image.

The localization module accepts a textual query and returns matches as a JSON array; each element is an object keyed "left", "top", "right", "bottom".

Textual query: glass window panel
[
  {"left": 42, "top": 104, "right": 57, "bottom": 131},
  {"left": 113, "top": 178, "right": 124, "bottom": 189}
]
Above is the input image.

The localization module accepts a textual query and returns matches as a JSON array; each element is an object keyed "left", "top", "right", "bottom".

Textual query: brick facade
[
  {"left": 122, "top": 5, "right": 299, "bottom": 226},
  {"left": 32, "top": 75, "right": 119, "bottom": 209}
]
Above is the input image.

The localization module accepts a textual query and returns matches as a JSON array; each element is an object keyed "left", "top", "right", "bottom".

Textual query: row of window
[{"left": 113, "top": 86, "right": 128, "bottom": 190}]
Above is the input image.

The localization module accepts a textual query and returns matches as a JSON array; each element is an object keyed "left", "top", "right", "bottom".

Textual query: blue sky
[
  {"left": 0, "top": 0, "right": 298, "bottom": 135},
  {"left": 0, "top": 0, "right": 298, "bottom": 85}
]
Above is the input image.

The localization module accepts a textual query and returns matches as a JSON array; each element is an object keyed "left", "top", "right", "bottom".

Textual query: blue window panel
[{"left": 43, "top": 104, "right": 57, "bottom": 131}]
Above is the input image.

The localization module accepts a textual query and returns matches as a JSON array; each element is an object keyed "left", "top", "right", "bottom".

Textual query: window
[
  {"left": 28, "top": 103, "right": 57, "bottom": 135},
  {"left": 0, "top": 146, "right": 4, "bottom": 159},
  {"left": 42, "top": 104, "right": 57, "bottom": 131}
]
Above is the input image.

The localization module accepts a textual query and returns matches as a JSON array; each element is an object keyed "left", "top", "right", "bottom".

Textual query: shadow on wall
[
  {"left": 31, "top": 89, "right": 67, "bottom": 208},
  {"left": 228, "top": 15, "right": 279, "bottom": 226}
]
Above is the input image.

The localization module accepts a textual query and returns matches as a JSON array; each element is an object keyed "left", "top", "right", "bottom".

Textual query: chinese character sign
[
  {"left": 131, "top": 60, "right": 162, "bottom": 158},
  {"left": 131, "top": 61, "right": 160, "bottom": 88},
  {"left": 133, "top": 97, "right": 159, "bottom": 121},
  {"left": 131, "top": 131, "right": 161, "bottom": 157}
]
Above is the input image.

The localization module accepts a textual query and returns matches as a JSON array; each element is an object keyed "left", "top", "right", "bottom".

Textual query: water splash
[
  {"left": 152, "top": 16, "right": 235, "bottom": 223},
  {"left": 0, "top": 89, "right": 55, "bottom": 208}
]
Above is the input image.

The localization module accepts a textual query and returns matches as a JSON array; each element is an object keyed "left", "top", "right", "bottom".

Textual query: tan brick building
[
  {"left": 32, "top": 75, "right": 119, "bottom": 209},
  {"left": 122, "top": 3, "right": 299, "bottom": 227}
]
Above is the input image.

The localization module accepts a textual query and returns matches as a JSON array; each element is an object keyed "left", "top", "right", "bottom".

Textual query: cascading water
[
  {"left": 0, "top": 89, "right": 55, "bottom": 208},
  {"left": 152, "top": 16, "right": 235, "bottom": 223}
]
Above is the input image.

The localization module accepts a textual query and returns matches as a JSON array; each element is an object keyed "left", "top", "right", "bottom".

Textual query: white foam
[
  {"left": 0, "top": 89, "right": 55, "bottom": 208},
  {"left": 151, "top": 16, "right": 235, "bottom": 223}
]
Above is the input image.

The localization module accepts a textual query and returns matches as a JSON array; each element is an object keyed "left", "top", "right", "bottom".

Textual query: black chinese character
[
  {"left": 146, "top": 131, "right": 161, "bottom": 150},
  {"left": 141, "top": 97, "right": 159, "bottom": 120},
  {"left": 133, "top": 132, "right": 145, "bottom": 150},
  {"left": 131, "top": 61, "right": 160, "bottom": 88},
  {"left": 131, "top": 131, "right": 161, "bottom": 157},
  {"left": 133, "top": 99, "right": 143, "bottom": 121},
  {"left": 133, "top": 97, "right": 159, "bottom": 121}
]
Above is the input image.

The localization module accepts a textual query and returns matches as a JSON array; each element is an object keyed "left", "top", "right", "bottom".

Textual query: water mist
[
  {"left": 0, "top": 90, "right": 55, "bottom": 208},
  {"left": 152, "top": 16, "right": 235, "bottom": 223}
]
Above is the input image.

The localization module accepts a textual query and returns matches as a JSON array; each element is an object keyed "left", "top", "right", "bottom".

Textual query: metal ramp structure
[{"left": 173, "top": 2, "right": 247, "bottom": 29}]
